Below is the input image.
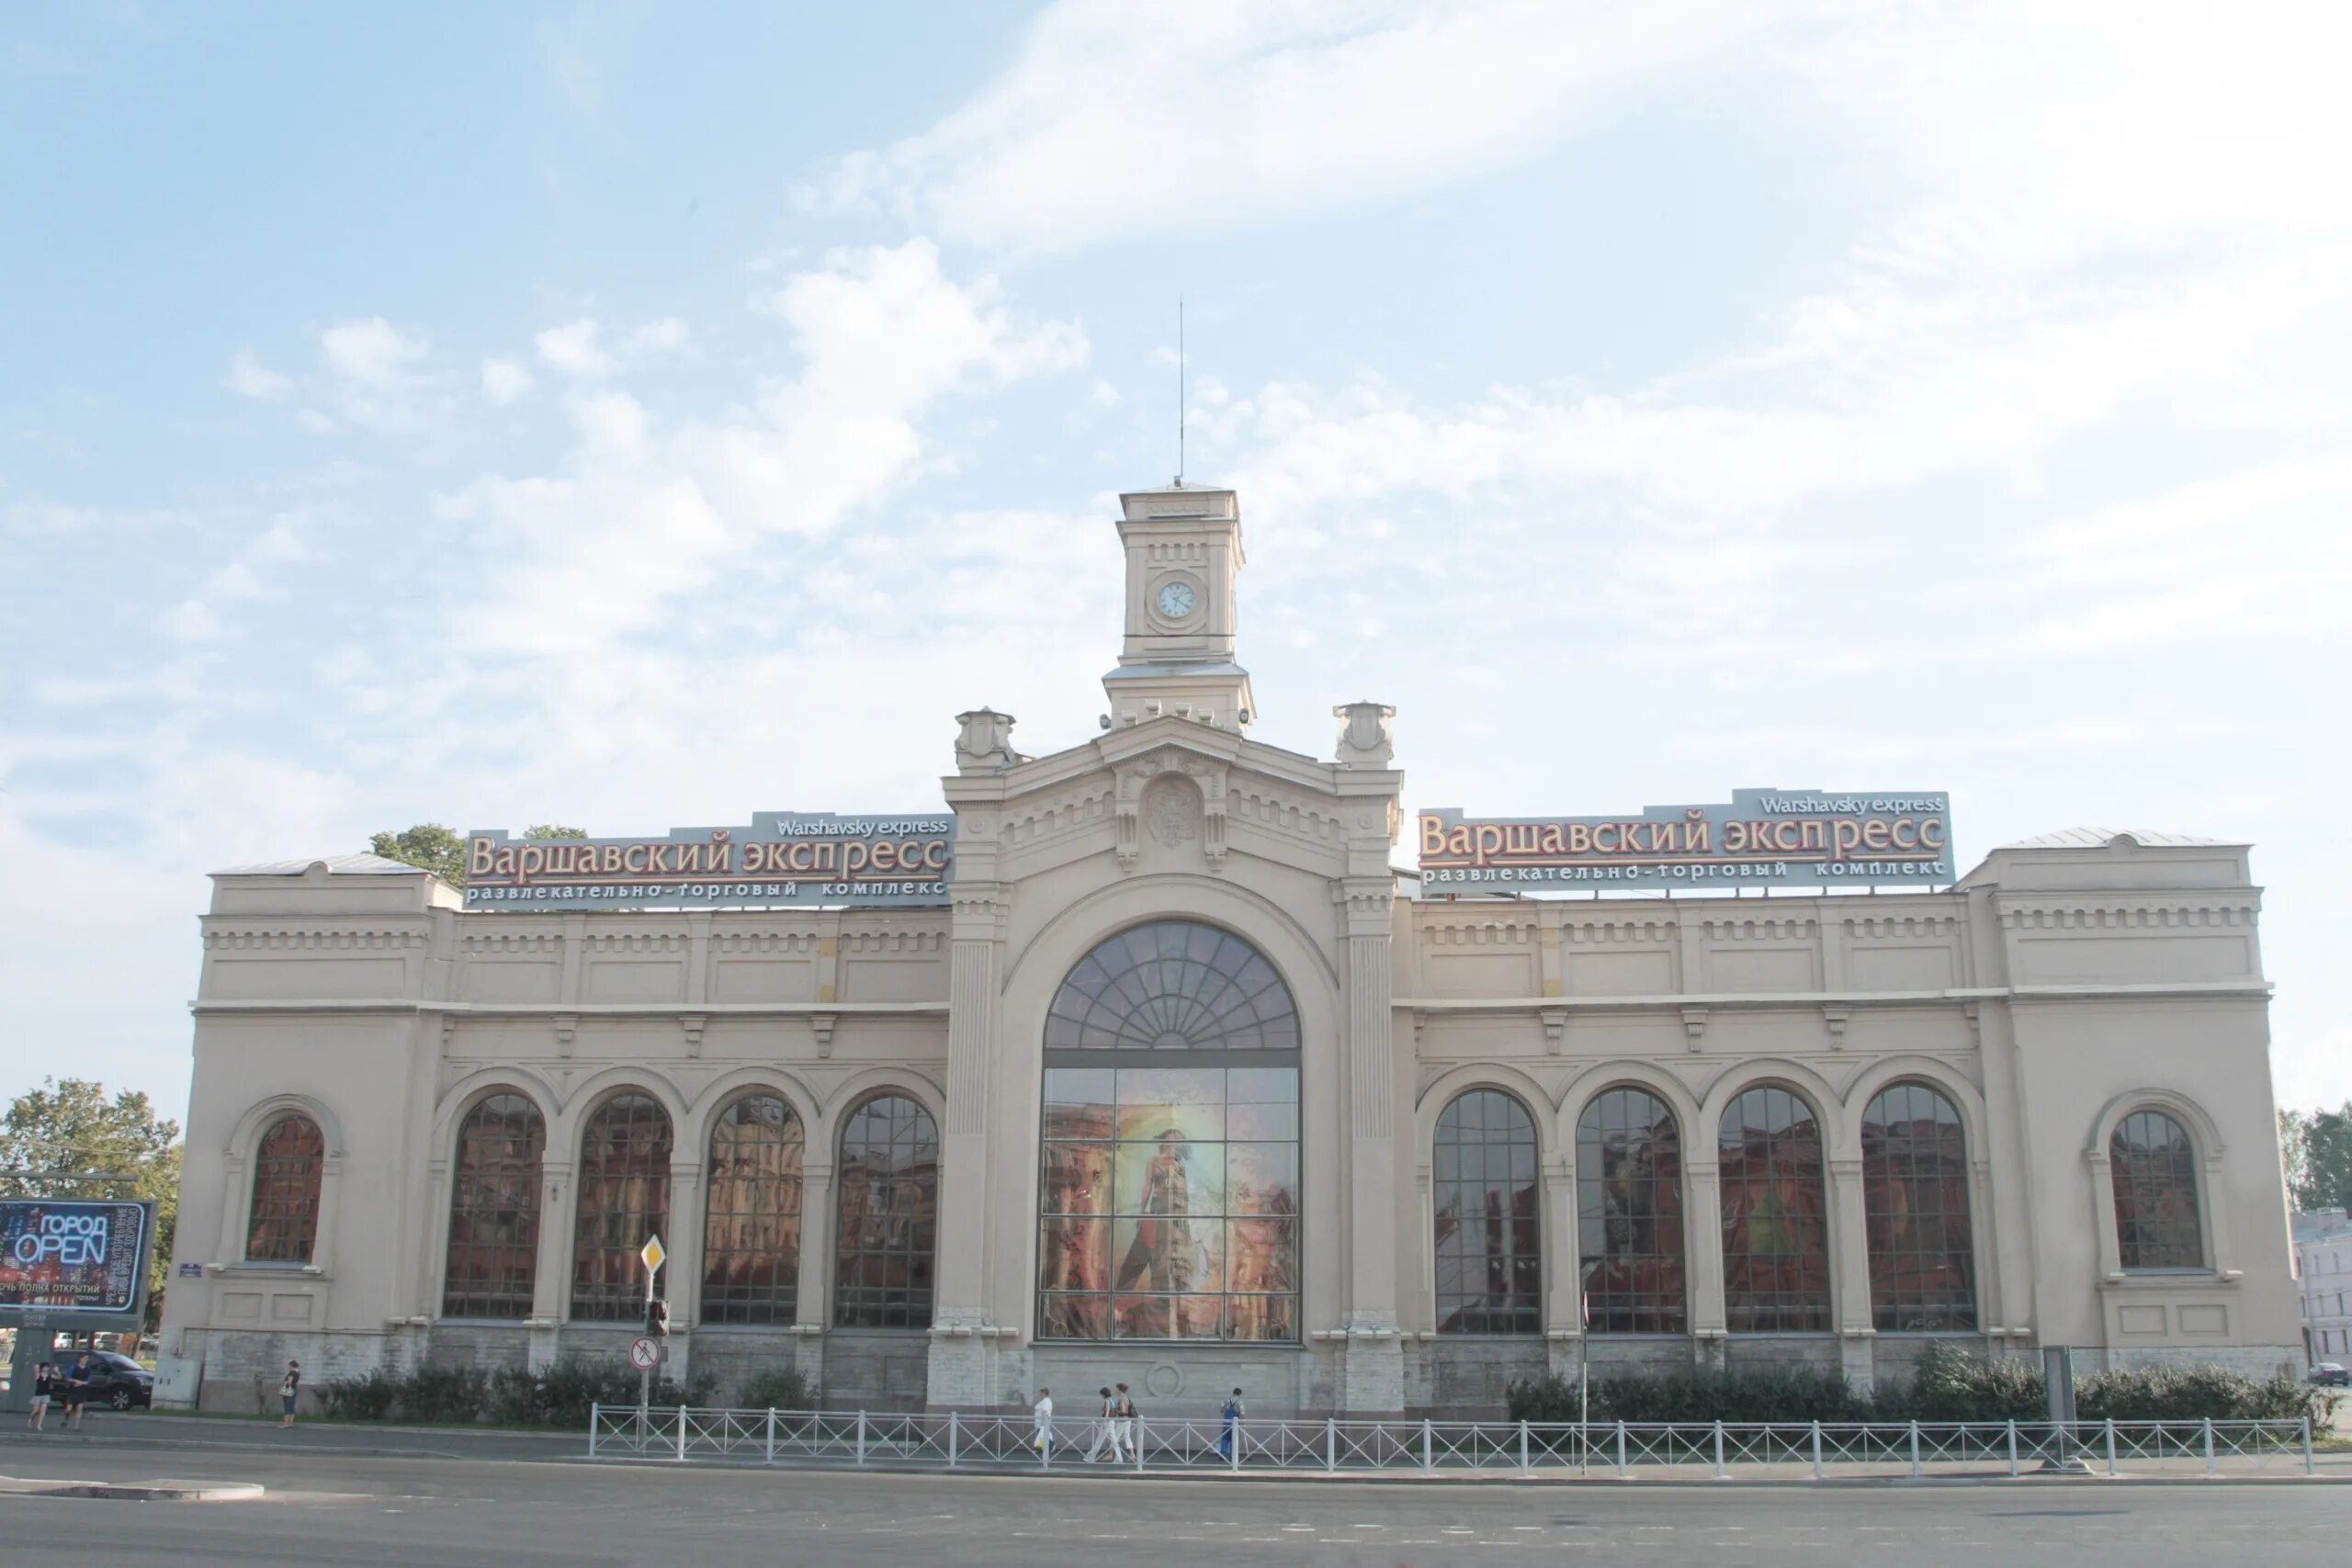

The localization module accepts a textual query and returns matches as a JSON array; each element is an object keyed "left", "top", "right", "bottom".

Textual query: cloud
[
  {"left": 222, "top": 351, "right": 291, "bottom": 400},
  {"left": 628, "top": 317, "right": 689, "bottom": 352},
  {"left": 481, "top": 356, "right": 534, "bottom": 404},
  {"left": 806, "top": 0, "right": 1797, "bottom": 253},
  {"left": 440, "top": 239, "right": 1087, "bottom": 657},
  {"left": 319, "top": 317, "right": 427, "bottom": 387},
  {"left": 536, "top": 319, "right": 614, "bottom": 376}
]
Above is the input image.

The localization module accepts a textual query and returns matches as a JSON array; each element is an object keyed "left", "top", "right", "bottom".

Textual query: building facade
[
  {"left": 2295, "top": 1209, "right": 2352, "bottom": 1363},
  {"left": 157, "top": 483, "right": 2304, "bottom": 1416}
]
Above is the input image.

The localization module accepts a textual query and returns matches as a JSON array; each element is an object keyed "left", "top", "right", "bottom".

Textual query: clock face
[{"left": 1155, "top": 580, "right": 1197, "bottom": 619}]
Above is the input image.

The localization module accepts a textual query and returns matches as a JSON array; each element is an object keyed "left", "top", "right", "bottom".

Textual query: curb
[
  {"left": 20, "top": 1481, "right": 266, "bottom": 1502},
  {"left": 575, "top": 1454, "right": 2352, "bottom": 1487}
]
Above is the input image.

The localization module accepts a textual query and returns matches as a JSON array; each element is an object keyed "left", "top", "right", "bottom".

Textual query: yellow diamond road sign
[{"left": 640, "top": 1235, "right": 665, "bottom": 1274}]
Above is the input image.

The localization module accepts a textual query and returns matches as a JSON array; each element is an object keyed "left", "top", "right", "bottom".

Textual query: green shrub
[
  {"left": 2075, "top": 1363, "right": 2332, "bottom": 1427},
  {"left": 320, "top": 1368, "right": 399, "bottom": 1420},
  {"left": 1886, "top": 1342, "right": 2045, "bottom": 1422},
  {"left": 1509, "top": 1366, "right": 1871, "bottom": 1424},
  {"left": 399, "top": 1364, "right": 489, "bottom": 1424},
  {"left": 1510, "top": 1349, "right": 2332, "bottom": 1430},
  {"left": 739, "top": 1365, "right": 818, "bottom": 1411}
]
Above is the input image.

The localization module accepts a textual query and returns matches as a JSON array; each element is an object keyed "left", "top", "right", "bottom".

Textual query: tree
[
  {"left": 370, "top": 823, "right": 587, "bottom": 886},
  {"left": 1, "top": 1078, "right": 183, "bottom": 1333},
  {"left": 2287, "top": 1101, "right": 2352, "bottom": 1213},
  {"left": 370, "top": 823, "right": 467, "bottom": 885}
]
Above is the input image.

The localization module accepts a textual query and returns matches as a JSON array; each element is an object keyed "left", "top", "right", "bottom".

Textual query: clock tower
[{"left": 1104, "top": 482, "right": 1257, "bottom": 732}]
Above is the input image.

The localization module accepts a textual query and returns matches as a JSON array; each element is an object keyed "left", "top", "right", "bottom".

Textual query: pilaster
[
  {"left": 1830, "top": 1156, "right": 1875, "bottom": 1387},
  {"left": 928, "top": 880, "right": 1007, "bottom": 1407},
  {"left": 1686, "top": 1157, "right": 1726, "bottom": 1360},
  {"left": 1339, "top": 875, "right": 1403, "bottom": 1412},
  {"left": 528, "top": 1159, "right": 572, "bottom": 1369}
]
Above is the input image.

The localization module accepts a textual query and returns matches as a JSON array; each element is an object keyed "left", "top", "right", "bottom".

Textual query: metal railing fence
[{"left": 585, "top": 1404, "right": 2319, "bottom": 1480}]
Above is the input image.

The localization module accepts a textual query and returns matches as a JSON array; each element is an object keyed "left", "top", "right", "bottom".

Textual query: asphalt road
[{"left": 1, "top": 1433, "right": 2346, "bottom": 1568}]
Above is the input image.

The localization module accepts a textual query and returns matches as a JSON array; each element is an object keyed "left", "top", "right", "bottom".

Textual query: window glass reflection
[{"left": 1036, "top": 920, "right": 1300, "bottom": 1342}]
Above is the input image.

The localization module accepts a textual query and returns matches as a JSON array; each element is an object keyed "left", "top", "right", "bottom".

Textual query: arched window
[
  {"left": 443, "top": 1092, "right": 545, "bottom": 1319},
  {"left": 835, "top": 1094, "right": 939, "bottom": 1328},
  {"left": 571, "top": 1093, "right": 673, "bottom": 1322},
  {"left": 2111, "top": 1109, "right": 2204, "bottom": 1270},
  {"left": 1433, "top": 1089, "right": 1540, "bottom": 1335},
  {"left": 702, "top": 1093, "right": 805, "bottom": 1325},
  {"left": 1577, "top": 1087, "right": 1687, "bottom": 1334},
  {"left": 1860, "top": 1082, "right": 1976, "bottom": 1331},
  {"left": 1719, "top": 1085, "right": 1831, "bottom": 1332},
  {"left": 245, "top": 1113, "right": 325, "bottom": 1263},
  {"left": 1037, "top": 920, "right": 1300, "bottom": 1343}
]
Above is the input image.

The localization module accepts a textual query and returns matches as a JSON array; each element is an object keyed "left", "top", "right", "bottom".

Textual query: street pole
[
  {"left": 639, "top": 1257, "right": 653, "bottom": 1418},
  {"left": 1577, "top": 1282, "right": 1591, "bottom": 1475}
]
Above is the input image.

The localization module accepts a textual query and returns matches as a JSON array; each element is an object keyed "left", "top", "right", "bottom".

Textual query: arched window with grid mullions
[
  {"left": 244, "top": 1113, "right": 325, "bottom": 1264},
  {"left": 1037, "top": 920, "right": 1301, "bottom": 1344},
  {"left": 443, "top": 1092, "right": 545, "bottom": 1319},
  {"left": 1718, "top": 1085, "right": 1831, "bottom": 1332},
  {"left": 701, "top": 1094, "right": 805, "bottom": 1325},
  {"left": 835, "top": 1094, "right": 939, "bottom": 1328},
  {"left": 1433, "top": 1089, "right": 1541, "bottom": 1335},
  {"left": 570, "top": 1093, "right": 673, "bottom": 1322},
  {"left": 2111, "top": 1109, "right": 2205, "bottom": 1270},
  {"left": 1860, "top": 1082, "right": 1976, "bottom": 1331},
  {"left": 1576, "top": 1087, "right": 1687, "bottom": 1334}
]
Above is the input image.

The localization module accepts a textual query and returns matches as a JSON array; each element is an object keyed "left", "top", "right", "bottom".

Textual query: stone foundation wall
[
  {"left": 679, "top": 1331, "right": 808, "bottom": 1404},
  {"left": 1721, "top": 1336, "right": 1841, "bottom": 1375},
  {"left": 2096, "top": 1343, "right": 2305, "bottom": 1378},
  {"left": 180, "top": 1327, "right": 397, "bottom": 1415},
  {"left": 820, "top": 1331, "right": 933, "bottom": 1410}
]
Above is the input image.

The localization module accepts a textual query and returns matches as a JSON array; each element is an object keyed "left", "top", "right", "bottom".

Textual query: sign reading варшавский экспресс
[
  {"left": 1419, "top": 788, "right": 1953, "bottom": 893},
  {"left": 464, "top": 811, "right": 954, "bottom": 909}
]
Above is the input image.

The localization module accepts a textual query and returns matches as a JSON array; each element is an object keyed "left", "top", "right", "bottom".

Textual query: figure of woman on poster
[{"left": 1116, "top": 1130, "right": 1194, "bottom": 1292}]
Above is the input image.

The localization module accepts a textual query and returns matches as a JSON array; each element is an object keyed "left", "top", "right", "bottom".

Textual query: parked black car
[
  {"left": 50, "top": 1351, "right": 154, "bottom": 1410},
  {"left": 2312, "top": 1361, "right": 2351, "bottom": 1388}
]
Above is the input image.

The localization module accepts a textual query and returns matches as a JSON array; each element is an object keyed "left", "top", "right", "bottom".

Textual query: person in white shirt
[{"left": 1032, "top": 1387, "right": 1055, "bottom": 1461}]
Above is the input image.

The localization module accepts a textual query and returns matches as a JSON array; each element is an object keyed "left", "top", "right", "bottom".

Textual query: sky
[{"left": 4, "top": 1, "right": 2348, "bottom": 1127}]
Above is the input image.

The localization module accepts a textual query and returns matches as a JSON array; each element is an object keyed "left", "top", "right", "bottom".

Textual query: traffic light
[{"left": 646, "top": 1297, "right": 671, "bottom": 1337}]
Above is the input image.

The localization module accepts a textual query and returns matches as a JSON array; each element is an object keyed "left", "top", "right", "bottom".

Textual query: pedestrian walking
[
  {"left": 1112, "top": 1382, "right": 1138, "bottom": 1462},
  {"left": 26, "top": 1361, "right": 53, "bottom": 1431},
  {"left": 1032, "top": 1387, "right": 1055, "bottom": 1461},
  {"left": 1084, "top": 1385, "right": 1120, "bottom": 1462},
  {"left": 1217, "top": 1387, "right": 1246, "bottom": 1460},
  {"left": 62, "top": 1353, "right": 94, "bottom": 1430},
  {"left": 278, "top": 1359, "right": 302, "bottom": 1427}
]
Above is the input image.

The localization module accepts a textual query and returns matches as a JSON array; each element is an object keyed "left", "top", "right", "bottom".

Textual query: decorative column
[
  {"left": 662, "top": 1156, "right": 704, "bottom": 1385},
  {"left": 1543, "top": 1153, "right": 1581, "bottom": 1379},
  {"left": 527, "top": 1160, "right": 572, "bottom": 1370},
  {"left": 1685, "top": 1157, "right": 1726, "bottom": 1371},
  {"left": 926, "top": 881, "right": 1007, "bottom": 1409},
  {"left": 792, "top": 1159, "right": 835, "bottom": 1389},
  {"left": 1339, "top": 876, "right": 1404, "bottom": 1414},
  {"left": 1830, "top": 1156, "right": 1875, "bottom": 1387}
]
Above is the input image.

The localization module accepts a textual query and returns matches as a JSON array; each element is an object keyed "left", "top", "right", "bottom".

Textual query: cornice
[
  {"left": 189, "top": 999, "right": 950, "bottom": 1020},
  {"left": 1397, "top": 978, "right": 2270, "bottom": 1016}
]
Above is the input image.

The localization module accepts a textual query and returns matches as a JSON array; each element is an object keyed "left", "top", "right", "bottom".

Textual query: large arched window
[
  {"left": 244, "top": 1113, "right": 325, "bottom": 1264},
  {"left": 1037, "top": 920, "right": 1300, "bottom": 1343},
  {"left": 1860, "top": 1082, "right": 1976, "bottom": 1331},
  {"left": 1433, "top": 1089, "right": 1540, "bottom": 1335},
  {"left": 835, "top": 1094, "right": 939, "bottom": 1328},
  {"left": 1577, "top": 1088, "right": 1687, "bottom": 1334},
  {"left": 571, "top": 1092, "right": 673, "bottom": 1322},
  {"left": 443, "top": 1092, "right": 545, "bottom": 1319},
  {"left": 2111, "top": 1109, "right": 2204, "bottom": 1270},
  {"left": 1719, "top": 1085, "right": 1831, "bottom": 1332},
  {"left": 702, "top": 1093, "right": 805, "bottom": 1325}
]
